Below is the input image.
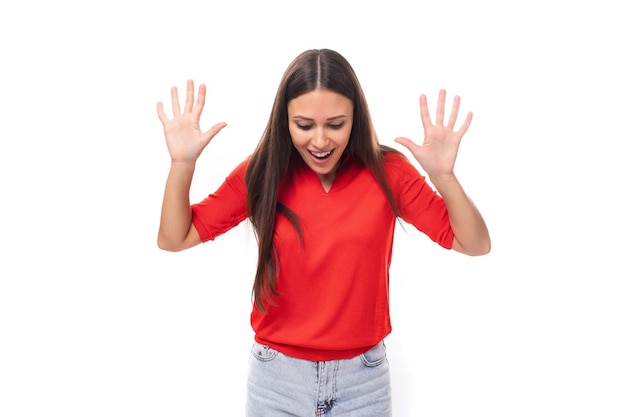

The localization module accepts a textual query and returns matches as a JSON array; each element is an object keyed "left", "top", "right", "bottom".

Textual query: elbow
[
  {"left": 452, "top": 235, "right": 491, "bottom": 256},
  {"left": 157, "top": 235, "right": 184, "bottom": 252},
  {"left": 470, "top": 243, "right": 491, "bottom": 256},
  {"left": 157, "top": 224, "right": 199, "bottom": 252},
  {"left": 462, "top": 247, "right": 490, "bottom": 257},
  {"left": 470, "top": 238, "right": 491, "bottom": 256}
]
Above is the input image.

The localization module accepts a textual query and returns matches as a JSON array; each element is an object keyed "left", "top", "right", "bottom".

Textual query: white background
[{"left": 1, "top": 0, "right": 624, "bottom": 416}]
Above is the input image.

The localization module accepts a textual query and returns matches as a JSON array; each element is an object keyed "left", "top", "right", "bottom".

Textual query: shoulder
[
  {"left": 382, "top": 148, "right": 422, "bottom": 179},
  {"left": 382, "top": 148, "right": 409, "bottom": 165},
  {"left": 218, "top": 156, "right": 251, "bottom": 193},
  {"left": 229, "top": 156, "right": 251, "bottom": 178}
]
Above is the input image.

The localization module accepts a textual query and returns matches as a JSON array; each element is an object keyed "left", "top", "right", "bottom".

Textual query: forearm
[
  {"left": 430, "top": 173, "right": 491, "bottom": 256},
  {"left": 157, "top": 161, "right": 199, "bottom": 251}
]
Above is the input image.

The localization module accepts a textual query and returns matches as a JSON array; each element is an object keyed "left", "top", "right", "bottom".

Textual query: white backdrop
[{"left": 1, "top": 1, "right": 624, "bottom": 416}]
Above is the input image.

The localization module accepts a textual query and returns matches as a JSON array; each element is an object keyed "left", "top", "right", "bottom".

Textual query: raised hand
[
  {"left": 157, "top": 80, "right": 227, "bottom": 163},
  {"left": 394, "top": 89, "right": 472, "bottom": 179}
]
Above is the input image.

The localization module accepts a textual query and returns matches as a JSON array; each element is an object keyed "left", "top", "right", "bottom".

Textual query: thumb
[
  {"left": 201, "top": 122, "right": 228, "bottom": 144},
  {"left": 394, "top": 136, "right": 421, "bottom": 158}
]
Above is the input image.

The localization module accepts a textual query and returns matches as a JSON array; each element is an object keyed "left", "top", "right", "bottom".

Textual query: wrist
[
  {"left": 169, "top": 160, "right": 197, "bottom": 175},
  {"left": 428, "top": 172, "right": 457, "bottom": 187}
]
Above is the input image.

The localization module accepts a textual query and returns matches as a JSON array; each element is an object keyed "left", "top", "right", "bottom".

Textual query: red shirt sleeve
[
  {"left": 191, "top": 159, "right": 249, "bottom": 242},
  {"left": 385, "top": 152, "right": 455, "bottom": 249}
]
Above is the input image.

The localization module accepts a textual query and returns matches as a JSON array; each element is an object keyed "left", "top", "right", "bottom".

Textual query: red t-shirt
[{"left": 191, "top": 151, "right": 453, "bottom": 361}]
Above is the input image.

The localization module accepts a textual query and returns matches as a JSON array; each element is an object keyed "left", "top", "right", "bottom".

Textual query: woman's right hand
[{"left": 157, "top": 79, "right": 227, "bottom": 163}]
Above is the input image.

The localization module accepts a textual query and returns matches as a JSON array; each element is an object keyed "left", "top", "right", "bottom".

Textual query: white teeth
[{"left": 311, "top": 151, "right": 331, "bottom": 158}]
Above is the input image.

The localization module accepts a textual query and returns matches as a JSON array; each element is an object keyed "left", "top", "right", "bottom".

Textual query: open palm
[
  {"left": 395, "top": 89, "right": 472, "bottom": 178},
  {"left": 157, "top": 80, "right": 226, "bottom": 163}
]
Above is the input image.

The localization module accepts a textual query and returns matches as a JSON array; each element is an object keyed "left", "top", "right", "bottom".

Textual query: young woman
[{"left": 157, "top": 48, "right": 490, "bottom": 416}]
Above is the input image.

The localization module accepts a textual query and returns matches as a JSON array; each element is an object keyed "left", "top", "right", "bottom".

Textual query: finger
[
  {"left": 394, "top": 136, "right": 421, "bottom": 156},
  {"left": 171, "top": 86, "right": 181, "bottom": 116},
  {"left": 419, "top": 94, "right": 433, "bottom": 128},
  {"left": 156, "top": 101, "right": 169, "bottom": 123},
  {"left": 194, "top": 83, "right": 206, "bottom": 114},
  {"left": 457, "top": 111, "right": 473, "bottom": 136},
  {"left": 200, "top": 122, "right": 228, "bottom": 146},
  {"left": 184, "top": 79, "right": 195, "bottom": 113},
  {"left": 435, "top": 89, "right": 446, "bottom": 126},
  {"left": 447, "top": 95, "right": 460, "bottom": 129},
  {"left": 206, "top": 122, "right": 228, "bottom": 140}
]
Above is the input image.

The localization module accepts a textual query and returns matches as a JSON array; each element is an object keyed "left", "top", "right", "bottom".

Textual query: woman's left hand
[{"left": 395, "top": 89, "right": 472, "bottom": 179}]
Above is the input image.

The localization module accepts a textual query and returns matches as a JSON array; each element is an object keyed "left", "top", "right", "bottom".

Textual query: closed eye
[
  {"left": 328, "top": 122, "right": 345, "bottom": 130},
  {"left": 296, "top": 124, "right": 313, "bottom": 131}
]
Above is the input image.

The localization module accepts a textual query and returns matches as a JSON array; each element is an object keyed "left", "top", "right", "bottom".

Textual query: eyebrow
[{"left": 291, "top": 115, "right": 348, "bottom": 122}]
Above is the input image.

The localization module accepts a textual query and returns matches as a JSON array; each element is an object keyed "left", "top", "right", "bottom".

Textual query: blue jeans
[{"left": 246, "top": 341, "right": 392, "bottom": 416}]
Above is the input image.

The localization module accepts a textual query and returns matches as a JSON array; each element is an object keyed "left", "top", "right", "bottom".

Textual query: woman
[{"left": 157, "top": 48, "right": 490, "bottom": 416}]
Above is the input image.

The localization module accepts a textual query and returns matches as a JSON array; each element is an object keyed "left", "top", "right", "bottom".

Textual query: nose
[{"left": 311, "top": 127, "right": 328, "bottom": 148}]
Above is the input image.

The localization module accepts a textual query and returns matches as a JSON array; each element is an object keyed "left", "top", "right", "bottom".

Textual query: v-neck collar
[{"left": 292, "top": 156, "right": 359, "bottom": 195}]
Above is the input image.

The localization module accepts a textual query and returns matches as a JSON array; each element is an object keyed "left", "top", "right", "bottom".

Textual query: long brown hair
[{"left": 245, "top": 49, "right": 401, "bottom": 311}]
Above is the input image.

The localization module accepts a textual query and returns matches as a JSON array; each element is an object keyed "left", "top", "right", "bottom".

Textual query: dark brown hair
[{"left": 245, "top": 49, "right": 400, "bottom": 311}]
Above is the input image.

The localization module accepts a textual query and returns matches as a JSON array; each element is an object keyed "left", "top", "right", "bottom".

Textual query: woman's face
[{"left": 287, "top": 89, "right": 354, "bottom": 189}]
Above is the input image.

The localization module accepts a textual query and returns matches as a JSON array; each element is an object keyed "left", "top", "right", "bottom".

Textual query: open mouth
[{"left": 309, "top": 149, "right": 334, "bottom": 160}]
